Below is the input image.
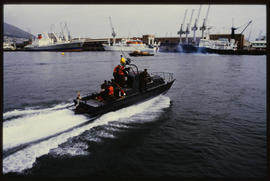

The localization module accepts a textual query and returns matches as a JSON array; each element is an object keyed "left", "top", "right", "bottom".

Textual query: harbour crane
[
  {"left": 185, "top": 9, "right": 195, "bottom": 44},
  {"left": 177, "top": 9, "right": 187, "bottom": 44},
  {"left": 240, "top": 20, "right": 252, "bottom": 34},
  {"left": 109, "top": 16, "right": 116, "bottom": 45},
  {"left": 191, "top": 5, "right": 202, "bottom": 45},
  {"left": 200, "top": 5, "right": 210, "bottom": 39},
  {"left": 231, "top": 20, "right": 252, "bottom": 39}
]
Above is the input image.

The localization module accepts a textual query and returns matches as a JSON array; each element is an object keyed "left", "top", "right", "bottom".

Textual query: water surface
[{"left": 3, "top": 51, "right": 266, "bottom": 178}]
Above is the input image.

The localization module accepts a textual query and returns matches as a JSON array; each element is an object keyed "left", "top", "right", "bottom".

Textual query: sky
[{"left": 4, "top": 4, "right": 266, "bottom": 41}]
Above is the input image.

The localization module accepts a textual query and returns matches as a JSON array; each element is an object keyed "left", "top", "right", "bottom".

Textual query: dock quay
[
  {"left": 205, "top": 49, "right": 266, "bottom": 55},
  {"left": 79, "top": 38, "right": 107, "bottom": 51},
  {"left": 4, "top": 34, "right": 266, "bottom": 55}
]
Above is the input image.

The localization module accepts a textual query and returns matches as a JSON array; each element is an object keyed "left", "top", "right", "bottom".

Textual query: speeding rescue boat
[{"left": 73, "top": 58, "right": 175, "bottom": 116}]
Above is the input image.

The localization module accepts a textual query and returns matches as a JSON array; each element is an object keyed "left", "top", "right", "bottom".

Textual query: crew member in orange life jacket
[
  {"left": 113, "top": 55, "right": 128, "bottom": 87},
  {"left": 111, "top": 78, "right": 126, "bottom": 98},
  {"left": 106, "top": 81, "right": 114, "bottom": 101}
]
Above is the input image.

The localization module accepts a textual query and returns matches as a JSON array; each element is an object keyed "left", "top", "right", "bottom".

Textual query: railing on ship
[{"left": 150, "top": 72, "right": 174, "bottom": 83}]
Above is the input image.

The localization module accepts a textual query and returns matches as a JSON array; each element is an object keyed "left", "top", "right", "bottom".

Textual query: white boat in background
[
  {"left": 103, "top": 38, "right": 158, "bottom": 52},
  {"left": 24, "top": 32, "right": 84, "bottom": 51},
  {"left": 104, "top": 16, "right": 158, "bottom": 52},
  {"left": 3, "top": 41, "right": 16, "bottom": 50},
  {"left": 199, "top": 37, "right": 237, "bottom": 50},
  {"left": 251, "top": 35, "right": 266, "bottom": 50},
  {"left": 25, "top": 22, "right": 84, "bottom": 51}
]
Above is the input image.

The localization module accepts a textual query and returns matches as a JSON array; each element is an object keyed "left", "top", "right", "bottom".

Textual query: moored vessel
[
  {"left": 103, "top": 38, "right": 157, "bottom": 52},
  {"left": 24, "top": 32, "right": 84, "bottom": 51},
  {"left": 3, "top": 41, "right": 16, "bottom": 51}
]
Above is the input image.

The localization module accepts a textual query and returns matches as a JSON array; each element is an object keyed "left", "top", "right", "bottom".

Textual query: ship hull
[
  {"left": 74, "top": 80, "right": 175, "bottom": 116},
  {"left": 24, "top": 42, "right": 84, "bottom": 51},
  {"left": 159, "top": 43, "right": 199, "bottom": 53},
  {"left": 103, "top": 44, "right": 156, "bottom": 52}
]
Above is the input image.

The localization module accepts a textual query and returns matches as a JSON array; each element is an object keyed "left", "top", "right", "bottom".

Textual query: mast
[
  {"left": 191, "top": 5, "right": 202, "bottom": 45},
  {"left": 177, "top": 9, "right": 187, "bottom": 44},
  {"left": 60, "top": 22, "right": 65, "bottom": 41},
  {"left": 63, "top": 22, "right": 71, "bottom": 41}
]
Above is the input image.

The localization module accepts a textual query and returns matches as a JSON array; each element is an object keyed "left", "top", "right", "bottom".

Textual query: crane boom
[
  {"left": 192, "top": 5, "right": 202, "bottom": 44},
  {"left": 185, "top": 9, "right": 195, "bottom": 43},
  {"left": 177, "top": 9, "right": 188, "bottom": 43},
  {"left": 196, "top": 5, "right": 202, "bottom": 20},
  {"left": 109, "top": 16, "right": 116, "bottom": 38},
  {"left": 205, "top": 5, "right": 210, "bottom": 23},
  {"left": 240, "top": 20, "right": 252, "bottom": 34},
  {"left": 109, "top": 16, "right": 116, "bottom": 45},
  {"left": 200, "top": 5, "right": 210, "bottom": 39},
  {"left": 182, "top": 9, "right": 188, "bottom": 25},
  {"left": 186, "top": 9, "right": 195, "bottom": 32}
]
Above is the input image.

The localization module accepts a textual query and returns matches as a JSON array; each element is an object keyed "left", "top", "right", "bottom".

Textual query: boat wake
[{"left": 3, "top": 95, "right": 171, "bottom": 174}]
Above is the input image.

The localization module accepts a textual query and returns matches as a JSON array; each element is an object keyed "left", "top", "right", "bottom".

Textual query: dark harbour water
[{"left": 3, "top": 51, "right": 266, "bottom": 178}]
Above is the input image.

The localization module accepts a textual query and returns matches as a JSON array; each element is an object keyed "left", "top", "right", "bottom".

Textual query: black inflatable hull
[{"left": 74, "top": 80, "right": 175, "bottom": 116}]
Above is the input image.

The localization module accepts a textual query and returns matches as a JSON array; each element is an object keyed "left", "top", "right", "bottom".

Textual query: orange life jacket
[
  {"left": 108, "top": 85, "right": 114, "bottom": 96},
  {"left": 113, "top": 65, "right": 125, "bottom": 76}
]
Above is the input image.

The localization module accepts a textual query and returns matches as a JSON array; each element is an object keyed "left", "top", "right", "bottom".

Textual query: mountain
[{"left": 4, "top": 22, "right": 35, "bottom": 39}]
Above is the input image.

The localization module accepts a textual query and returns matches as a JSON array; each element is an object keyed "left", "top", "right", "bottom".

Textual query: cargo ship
[{"left": 24, "top": 32, "right": 84, "bottom": 51}]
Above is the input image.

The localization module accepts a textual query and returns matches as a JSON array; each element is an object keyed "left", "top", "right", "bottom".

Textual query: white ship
[
  {"left": 199, "top": 36, "right": 237, "bottom": 51},
  {"left": 24, "top": 32, "right": 84, "bottom": 51},
  {"left": 103, "top": 38, "right": 158, "bottom": 52},
  {"left": 104, "top": 16, "right": 158, "bottom": 52},
  {"left": 251, "top": 35, "right": 266, "bottom": 50},
  {"left": 3, "top": 41, "right": 16, "bottom": 50}
]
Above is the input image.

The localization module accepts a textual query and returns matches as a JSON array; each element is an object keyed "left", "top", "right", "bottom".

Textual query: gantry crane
[
  {"left": 191, "top": 5, "right": 202, "bottom": 45},
  {"left": 231, "top": 20, "right": 252, "bottom": 39},
  {"left": 185, "top": 9, "right": 195, "bottom": 44},
  {"left": 109, "top": 16, "right": 116, "bottom": 45},
  {"left": 200, "top": 5, "right": 210, "bottom": 39},
  {"left": 177, "top": 9, "right": 187, "bottom": 44}
]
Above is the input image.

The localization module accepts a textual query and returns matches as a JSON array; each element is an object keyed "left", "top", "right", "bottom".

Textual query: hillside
[{"left": 4, "top": 22, "right": 35, "bottom": 39}]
